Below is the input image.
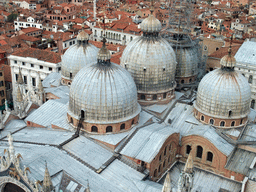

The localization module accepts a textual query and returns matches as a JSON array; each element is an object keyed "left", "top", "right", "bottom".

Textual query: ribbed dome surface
[
  {"left": 176, "top": 46, "right": 198, "bottom": 78},
  {"left": 77, "top": 30, "right": 89, "bottom": 41},
  {"left": 121, "top": 37, "right": 176, "bottom": 93},
  {"left": 220, "top": 54, "right": 236, "bottom": 68},
  {"left": 61, "top": 43, "right": 98, "bottom": 80},
  {"left": 68, "top": 63, "right": 141, "bottom": 124},
  {"left": 195, "top": 68, "right": 251, "bottom": 119},
  {"left": 140, "top": 14, "right": 162, "bottom": 33}
]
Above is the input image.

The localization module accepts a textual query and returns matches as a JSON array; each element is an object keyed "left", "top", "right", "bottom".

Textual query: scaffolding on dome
[{"left": 161, "top": 0, "right": 206, "bottom": 88}]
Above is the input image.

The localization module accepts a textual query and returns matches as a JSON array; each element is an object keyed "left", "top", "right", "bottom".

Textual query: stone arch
[
  {"left": 120, "top": 123, "right": 125, "bottom": 130},
  {"left": 220, "top": 121, "right": 225, "bottom": 127},
  {"left": 201, "top": 115, "right": 204, "bottom": 121},
  {"left": 106, "top": 126, "right": 113, "bottom": 133},
  {"left": 91, "top": 126, "right": 98, "bottom": 132},
  {"left": 0, "top": 177, "right": 31, "bottom": 192}
]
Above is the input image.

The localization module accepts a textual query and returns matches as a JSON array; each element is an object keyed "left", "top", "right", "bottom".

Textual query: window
[
  {"left": 220, "top": 121, "right": 225, "bottom": 127},
  {"left": 31, "top": 64, "right": 34, "bottom": 67},
  {"left": 49, "top": 67, "right": 52, "bottom": 71},
  {"left": 73, "top": 40, "right": 75, "bottom": 44},
  {"left": 201, "top": 115, "right": 204, "bottom": 121},
  {"left": 132, "top": 120, "right": 134, "bottom": 125},
  {"left": 120, "top": 123, "right": 125, "bottom": 130},
  {"left": 70, "top": 117, "right": 73, "bottom": 124},
  {"left": 1, "top": 99, "right": 4, "bottom": 104},
  {"left": 228, "top": 110, "right": 232, "bottom": 117},
  {"left": 140, "top": 94, "right": 145, "bottom": 100},
  {"left": 181, "top": 80, "right": 184, "bottom": 84},
  {"left": 154, "top": 169, "right": 157, "bottom": 177},
  {"left": 158, "top": 164, "right": 161, "bottom": 172},
  {"left": 186, "top": 145, "right": 191, "bottom": 155},
  {"left": 169, "top": 144, "right": 172, "bottom": 151},
  {"left": 249, "top": 75, "right": 253, "bottom": 84},
  {"left": 69, "top": 41, "right": 72, "bottom": 46},
  {"left": 40, "top": 65, "right": 43, "bottom": 69},
  {"left": 91, "top": 126, "right": 98, "bottom": 132},
  {"left": 106, "top": 126, "right": 112, "bottom": 133},
  {"left": 231, "top": 121, "right": 235, "bottom": 127},
  {"left": 14, "top": 60, "right": 17, "bottom": 64},
  {"left": 81, "top": 110, "right": 85, "bottom": 119},
  {"left": 163, "top": 93, "right": 166, "bottom": 99},
  {"left": 15, "top": 74, "right": 18, "bottom": 81},
  {"left": 163, "top": 160, "right": 166, "bottom": 168},
  {"left": 196, "top": 146, "right": 203, "bottom": 158},
  {"left": 159, "top": 154, "right": 162, "bottom": 161},
  {"left": 240, "top": 119, "right": 243, "bottom": 125},
  {"left": 153, "top": 95, "right": 157, "bottom": 100},
  {"left": 0, "top": 72, "right": 2, "bottom": 77},
  {"left": 32, "top": 77, "right": 36, "bottom": 86},
  {"left": 164, "top": 146, "right": 167, "bottom": 156},
  {"left": 207, "top": 152, "right": 213, "bottom": 162},
  {"left": 0, "top": 81, "right": 4, "bottom": 87},
  {"left": 251, "top": 100, "right": 255, "bottom": 109},
  {"left": 70, "top": 73, "right": 72, "bottom": 78},
  {"left": 209, "top": 119, "right": 214, "bottom": 125},
  {"left": 24, "top": 76, "right": 27, "bottom": 84},
  {"left": 22, "top": 62, "right": 25, "bottom": 65}
]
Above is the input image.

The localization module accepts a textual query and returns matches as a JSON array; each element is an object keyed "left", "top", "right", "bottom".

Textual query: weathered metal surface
[
  {"left": 140, "top": 14, "right": 162, "bottom": 33},
  {"left": 194, "top": 68, "right": 251, "bottom": 119},
  {"left": 175, "top": 46, "right": 199, "bottom": 78},
  {"left": 61, "top": 42, "right": 98, "bottom": 80},
  {"left": 69, "top": 62, "right": 141, "bottom": 124},
  {"left": 120, "top": 36, "right": 177, "bottom": 93}
]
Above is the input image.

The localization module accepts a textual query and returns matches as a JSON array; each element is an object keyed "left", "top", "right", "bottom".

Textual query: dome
[
  {"left": 68, "top": 62, "right": 141, "bottom": 124},
  {"left": 69, "top": 38, "right": 141, "bottom": 125},
  {"left": 175, "top": 46, "right": 198, "bottom": 78},
  {"left": 61, "top": 33, "right": 98, "bottom": 82},
  {"left": 194, "top": 68, "right": 251, "bottom": 120},
  {"left": 140, "top": 14, "right": 162, "bottom": 33},
  {"left": 77, "top": 30, "right": 89, "bottom": 41},
  {"left": 220, "top": 48, "right": 236, "bottom": 68}
]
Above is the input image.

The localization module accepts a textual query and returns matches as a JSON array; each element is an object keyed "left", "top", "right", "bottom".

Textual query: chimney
[{"left": 118, "top": 14, "right": 121, "bottom": 20}]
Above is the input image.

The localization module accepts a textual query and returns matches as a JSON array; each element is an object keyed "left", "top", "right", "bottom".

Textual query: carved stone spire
[
  {"left": 17, "top": 68, "right": 24, "bottom": 84},
  {"left": 177, "top": 152, "right": 194, "bottom": 192},
  {"left": 162, "top": 172, "right": 171, "bottom": 192},
  {"left": 16, "top": 86, "right": 23, "bottom": 103},
  {"left": 184, "top": 150, "right": 193, "bottom": 174},
  {"left": 43, "top": 161, "right": 54, "bottom": 192},
  {"left": 7, "top": 133, "right": 15, "bottom": 162}
]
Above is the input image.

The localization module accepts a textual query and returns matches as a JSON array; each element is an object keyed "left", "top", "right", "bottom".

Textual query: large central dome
[
  {"left": 68, "top": 38, "right": 141, "bottom": 134},
  {"left": 120, "top": 9, "right": 177, "bottom": 105}
]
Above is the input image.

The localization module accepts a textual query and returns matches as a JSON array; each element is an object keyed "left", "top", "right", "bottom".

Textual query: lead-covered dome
[
  {"left": 175, "top": 45, "right": 198, "bottom": 83},
  {"left": 68, "top": 38, "right": 141, "bottom": 133},
  {"left": 194, "top": 51, "right": 251, "bottom": 128},
  {"left": 61, "top": 30, "right": 98, "bottom": 85},
  {"left": 121, "top": 11, "right": 177, "bottom": 105}
]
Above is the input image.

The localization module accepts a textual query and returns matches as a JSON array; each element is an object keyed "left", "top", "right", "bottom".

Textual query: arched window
[
  {"left": 196, "top": 146, "right": 203, "bottom": 158},
  {"left": 70, "top": 117, "right": 73, "bottom": 124},
  {"left": 181, "top": 80, "right": 185, "bottom": 84},
  {"left": 153, "top": 95, "right": 157, "bottom": 100},
  {"left": 141, "top": 94, "right": 145, "bottom": 100},
  {"left": 158, "top": 164, "right": 161, "bottom": 172},
  {"left": 159, "top": 154, "right": 162, "bottom": 161},
  {"left": 209, "top": 119, "right": 214, "bottom": 125},
  {"left": 207, "top": 152, "right": 213, "bottom": 162},
  {"left": 120, "top": 123, "right": 125, "bottom": 130},
  {"left": 106, "top": 126, "right": 113, "bottom": 133},
  {"left": 168, "top": 155, "right": 171, "bottom": 163},
  {"left": 220, "top": 121, "right": 225, "bottom": 127},
  {"left": 164, "top": 146, "right": 167, "bottom": 156},
  {"left": 228, "top": 110, "right": 232, "bottom": 117},
  {"left": 189, "top": 78, "right": 192, "bottom": 83},
  {"left": 154, "top": 169, "right": 157, "bottom": 177},
  {"left": 242, "top": 73, "right": 245, "bottom": 76},
  {"left": 186, "top": 145, "right": 191, "bottom": 155},
  {"left": 81, "top": 110, "right": 85, "bottom": 119},
  {"left": 201, "top": 115, "right": 204, "bottom": 121},
  {"left": 240, "top": 119, "right": 243, "bottom": 125},
  {"left": 163, "top": 160, "right": 166, "bottom": 168},
  {"left": 91, "top": 126, "right": 98, "bottom": 132},
  {"left": 132, "top": 120, "right": 135, "bottom": 125},
  {"left": 249, "top": 75, "right": 253, "bottom": 84},
  {"left": 231, "top": 121, "right": 235, "bottom": 127},
  {"left": 163, "top": 93, "right": 166, "bottom": 99},
  {"left": 251, "top": 99, "right": 255, "bottom": 109},
  {"left": 169, "top": 144, "right": 172, "bottom": 151}
]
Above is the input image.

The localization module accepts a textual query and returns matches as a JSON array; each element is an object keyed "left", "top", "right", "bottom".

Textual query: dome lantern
[
  {"left": 220, "top": 48, "right": 236, "bottom": 69},
  {"left": 97, "top": 37, "right": 111, "bottom": 65}
]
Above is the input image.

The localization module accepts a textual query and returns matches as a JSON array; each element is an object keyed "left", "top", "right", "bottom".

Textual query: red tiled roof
[{"left": 11, "top": 48, "right": 61, "bottom": 63}]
